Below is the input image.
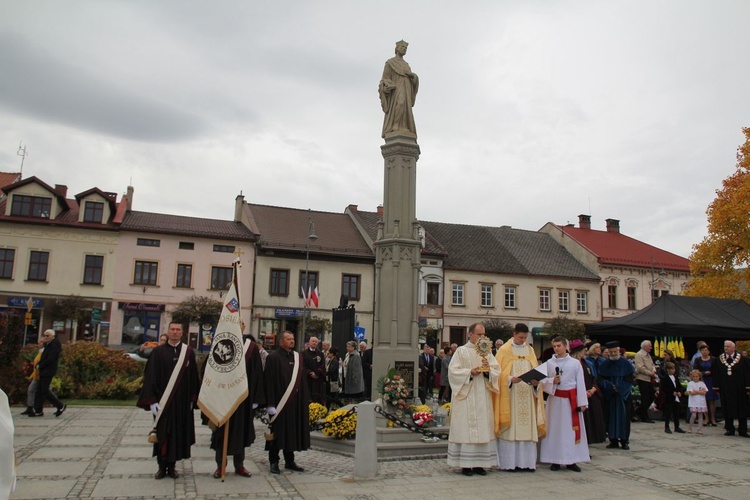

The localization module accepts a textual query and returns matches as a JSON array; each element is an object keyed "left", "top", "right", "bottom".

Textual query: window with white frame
[
  {"left": 504, "top": 286, "right": 516, "bottom": 309},
  {"left": 452, "top": 282, "right": 464, "bottom": 306},
  {"left": 481, "top": 283, "right": 493, "bottom": 307},
  {"left": 577, "top": 291, "right": 588, "bottom": 313},
  {"left": 559, "top": 290, "right": 570, "bottom": 312},
  {"left": 539, "top": 289, "right": 551, "bottom": 311}
]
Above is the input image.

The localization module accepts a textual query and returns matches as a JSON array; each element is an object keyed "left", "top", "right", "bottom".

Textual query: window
[
  {"left": 627, "top": 286, "right": 636, "bottom": 310},
  {"left": 451, "top": 282, "right": 464, "bottom": 306},
  {"left": 539, "top": 289, "right": 551, "bottom": 311},
  {"left": 577, "top": 291, "right": 588, "bottom": 313},
  {"left": 426, "top": 282, "right": 440, "bottom": 306},
  {"left": 133, "top": 260, "right": 158, "bottom": 285},
  {"left": 342, "top": 274, "right": 361, "bottom": 301},
  {"left": 137, "top": 238, "right": 160, "bottom": 247},
  {"left": 179, "top": 242, "right": 194, "bottom": 250},
  {"left": 504, "top": 286, "right": 516, "bottom": 309},
  {"left": 27, "top": 251, "right": 49, "bottom": 281},
  {"left": 83, "top": 201, "right": 104, "bottom": 223},
  {"left": 559, "top": 290, "right": 570, "bottom": 313},
  {"left": 11, "top": 195, "right": 51, "bottom": 218},
  {"left": 481, "top": 284, "right": 493, "bottom": 307},
  {"left": 299, "top": 271, "right": 319, "bottom": 296},
  {"left": 211, "top": 266, "right": 233, "bottom": 290},
  {"left": 652, "top": 289, "right": 668, "bottom": 302},
  {"left": 213, "top": 244, "right": 235, "bottom": 253},
  {"left": 270, "top": 269, "right": 290, "bottom": 296},
  {"left": 608, "top": 285, "right": 617, "bottom": 308},
  {"left": 176, "top": 264, "right": 192, "bottom": 288},
  {"left": 0, "top": 248, "right": 14, "bottom": 279},
  {"left": 83, "top": 255, "right": 104, "bottom": 285}
]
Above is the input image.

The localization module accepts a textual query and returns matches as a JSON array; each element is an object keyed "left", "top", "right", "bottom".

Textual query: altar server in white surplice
[
  {"left": 540, "top": 336, "right": 590, "bottom": 473},
  {"left": 447, "top": 323, "right": 500, "bottom": 477}
]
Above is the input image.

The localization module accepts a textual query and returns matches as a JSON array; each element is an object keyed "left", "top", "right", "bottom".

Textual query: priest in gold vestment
[{"left": 493, "top": 323, "right": 546, "bottom": 471}]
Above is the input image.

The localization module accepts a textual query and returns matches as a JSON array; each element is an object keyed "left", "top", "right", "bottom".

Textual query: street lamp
[{"left": 301, "top": 212, "right": 318, "bottom": 351}]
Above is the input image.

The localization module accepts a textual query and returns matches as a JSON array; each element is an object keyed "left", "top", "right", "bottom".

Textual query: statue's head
[{"left": 395, "top": 40, "right": 409, "bottom": 55}]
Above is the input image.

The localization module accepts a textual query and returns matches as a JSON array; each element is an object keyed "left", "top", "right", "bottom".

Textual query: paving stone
[
  {"left": 10, "top": 478, "right": 77, "bottom": 499},
  {"left": 89, "top": 477, "right": 176, "bottom": 497}
]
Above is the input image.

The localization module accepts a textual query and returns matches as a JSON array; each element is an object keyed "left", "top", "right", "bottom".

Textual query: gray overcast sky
[{"left": 1, "top": 0, "right": 748, "bottom": 259}]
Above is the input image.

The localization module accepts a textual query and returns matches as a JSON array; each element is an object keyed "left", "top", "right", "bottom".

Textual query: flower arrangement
[
  {"left": 412, "top": 412, "right": 434, "bottom": 427},
  {"left": 322, "top": 409, "right": 357, "bottom": 440},
  {"left": 410, "top": 404, "right": 432, "bottom": 414},
  {"left": 376, "top": 368, "right": 410, "bottom": 411},
  {"left": 309, "top": 402, "right": 328, "bottom": 424},
  {"left": 440, "top": 402, "right": 451, "bottom": 416}
]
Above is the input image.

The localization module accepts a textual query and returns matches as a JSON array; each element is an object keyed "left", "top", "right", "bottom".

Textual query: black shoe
[
  {"left": 285, "top": 463, "right": 304, "bottom": 472},
  {"left": 643, "top": 419, "right": 656, "bottom": 423},
  {"left": 154, "top": 469, "right": 166, "bottom": 480},
  {"left": 621, "top": 443, "right": 630, "bottom": 450},
  {"left": 724, "top": 431, "right": 735, "bottom": 436},
  {"left": 472, "top": 467, "right": 486, "bottom": 476},
  {"left": 20, "top": 407, "right": 33, "bottom": 416},
  {"left": 674, "top": 427, "right": 686, "bottom": 434},
  {"left": 270, "top": 462, "right": 280, "bottom": 475},
  {"left": 664, "top": 428, "right": 672, "bottom": 434},
  {"left": 606, "top": 441, "right": 619, "bottom": 449},
  {"left": 567, "top": 464, "right": 582, "bottom": 472},
  {"left": 550, "top": 464, "right": 561, "bottom": 471},
  {"left": 28, "top": 412, "right": 44, "bottom": 417},
  {"left": 54, "top": 404, "right": 67, "bottom": 417},
  {"left": 739, "top": 433, "right": 750, "bottom": 438},
  {"left": 167, "top": 469, "right": 179, "bottom": 479},
  {"left": 461, "top": 468, "right": 474, "bottom": 476}
]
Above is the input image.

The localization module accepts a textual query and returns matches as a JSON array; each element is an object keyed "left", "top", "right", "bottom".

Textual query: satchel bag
[{"left": 330, "top": 380, "right": 340, "bottom": 393}]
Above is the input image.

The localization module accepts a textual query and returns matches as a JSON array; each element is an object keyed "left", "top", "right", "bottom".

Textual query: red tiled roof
[
  {"left": 0, "top": 172, "right": 21, "bottom": 190},
  {"left": 557, "top": 225, "right": 690, "bottom": 271},
  {"left": 249, "top": 204, "right": 372, "bottom": 258},
  {"left": 121, "top": 211, "right": 257, "bottom": 241}
]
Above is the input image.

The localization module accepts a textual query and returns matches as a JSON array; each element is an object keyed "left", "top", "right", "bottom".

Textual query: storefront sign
[
  {"left": 8, "top": 297, "right": 44, "bottom": 308},
  {"left": 274, "top": 308, "right": 309, "bottom": 319},
  {"left": 118, "top": 302, "right": 166, "bottom": 312}
]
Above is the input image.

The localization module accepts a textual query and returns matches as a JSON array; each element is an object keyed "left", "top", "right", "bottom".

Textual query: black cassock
[
  {"left": 264, "top": 348, "right": 310, "bottom": 452},
  {"left": 712, "top": 355, "right": 750, "bottom": 419},
  {"left": 137, "top": 343, "right": 199, "bottom": 462},
  {"left": 204, "top": 340, "right": 266, "bottom": 455},
  {"left": 303, "top": 348, "right": 327, "bottom": 404},
  {"left": 580, "top": 358, "right": 606, "bottom": 444}
]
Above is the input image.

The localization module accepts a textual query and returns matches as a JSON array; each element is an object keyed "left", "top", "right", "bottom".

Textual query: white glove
[
  {"left": 266, "top": 406, "right": 277, "bottom": 416},
  {"left": 150, "top": 403, "right": 161, "bottom": 417}
]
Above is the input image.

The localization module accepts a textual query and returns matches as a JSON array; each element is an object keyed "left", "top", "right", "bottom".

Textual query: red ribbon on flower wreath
[{"left": 412, "top": 412, "right": 434, "bottom": 426}]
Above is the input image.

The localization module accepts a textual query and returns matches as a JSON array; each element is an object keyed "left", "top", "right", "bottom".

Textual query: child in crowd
[
  {"left": 686, "top": 369, "right": 708, "bottom": 434},
  {"left": 659, "top": 362, "right": 685, "bottom": 434}
]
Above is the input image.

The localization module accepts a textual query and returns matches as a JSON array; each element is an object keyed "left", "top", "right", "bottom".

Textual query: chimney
[
  {"left": 606, "top": 218, "right": 620, "bottom": 233},
  {"left": 126, "top": 186, "right": 134, "bottom": 212},
  {"left": 347, "top": 204, "right": 358, "bottom": 212},
  {"left": 55, "top": 184, "right": 68, "bottom": 198},
  {"left": 234, "top": 192, "right": 245, "bottom": 222},
  {"left": 377, "top": 205, "right": 384, "bottom": 217},
  {"left": 578, "top": 214, "right": 591, "bottom": 230}
]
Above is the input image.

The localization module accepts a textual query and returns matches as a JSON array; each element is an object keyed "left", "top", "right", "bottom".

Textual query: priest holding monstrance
[{"left": 447, "top": 323, "right": 500, "bottom": 476}]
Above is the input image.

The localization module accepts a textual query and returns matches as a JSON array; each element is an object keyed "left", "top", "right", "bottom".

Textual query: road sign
[
  {"left": 354, "top": 326, "right": 365, "bottom": 340},
  {"left": 25, "top": 312, "right": 32, "bottom": 325},
  {"left": 91, "top": 307, "right": 102, "bottom": 324}
]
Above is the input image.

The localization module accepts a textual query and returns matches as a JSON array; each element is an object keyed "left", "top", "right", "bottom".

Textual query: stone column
[{"left": 371, "top": 135, "right": 421, "bottom": 401}]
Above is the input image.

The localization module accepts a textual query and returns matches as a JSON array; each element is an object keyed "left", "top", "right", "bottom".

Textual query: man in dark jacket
[
  {"left": 265, "top": 331, "right": 310, "bottom": 474},
  {"left": 32, "top": 330, "right": 66, "bottom": 417}
]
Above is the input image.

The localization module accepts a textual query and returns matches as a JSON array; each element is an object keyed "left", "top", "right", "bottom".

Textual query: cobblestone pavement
[{"left": 10, "top": 406, "right": 750, "bottom": 499}]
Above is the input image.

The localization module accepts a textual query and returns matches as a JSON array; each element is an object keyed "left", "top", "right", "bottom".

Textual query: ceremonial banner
[{"left": 197, "top": 266, "right": 248, "bottom": 427}]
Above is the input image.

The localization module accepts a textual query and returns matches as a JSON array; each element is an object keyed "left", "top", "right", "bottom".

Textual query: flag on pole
[
  {"left": 197, "top": 263, "right": 248, "bottom": 427},
  {"left": 310, "top": 286, "right": 319, "bottom": 308},
  {"left": 302, "top": 285, "right": 310, "bottom": 306}
]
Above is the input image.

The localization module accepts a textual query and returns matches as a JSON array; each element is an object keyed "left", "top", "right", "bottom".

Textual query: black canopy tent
[{"left": 585, "top": 295, "right": 750, "bottom": 354}]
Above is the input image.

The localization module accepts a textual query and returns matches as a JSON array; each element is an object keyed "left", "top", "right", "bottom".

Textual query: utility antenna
[{"left": 17, "top": 141, "right": 28, "bottom": 178}]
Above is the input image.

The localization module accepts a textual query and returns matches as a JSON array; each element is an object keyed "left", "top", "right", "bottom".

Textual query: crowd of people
[{"left": 444, "top": 325, "right": 750, "bottom": 476}]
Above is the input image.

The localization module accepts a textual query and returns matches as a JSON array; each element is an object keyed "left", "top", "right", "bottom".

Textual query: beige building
[
  {"left": 540, "top": 215, "right": 691, "bottom": 321},
  {"left": 0, "top": 177, "right": 124, "bottom": 343}
]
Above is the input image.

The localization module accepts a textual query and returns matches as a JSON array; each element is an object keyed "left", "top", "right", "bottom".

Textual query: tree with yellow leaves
[{"left": 687, "top": 128, "right": 750, "bottom": 302}]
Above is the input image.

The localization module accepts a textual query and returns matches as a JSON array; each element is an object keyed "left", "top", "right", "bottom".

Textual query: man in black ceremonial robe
[
  {"left": 137, "top": 322, "right": 199, "bottom": 479},
  {"left": 204, "top": 333, "right": 266, "bottom": 478},
  {"left": 265, "top": 331, "right": 310, "bottom": 474},
  {"left": 303, "top": 336, "right": 327, "bottom": 404}
]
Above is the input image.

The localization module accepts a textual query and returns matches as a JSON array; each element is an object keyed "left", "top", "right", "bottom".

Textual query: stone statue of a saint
[{"left": 379, "top": 40, "right": 419, "bottom": 139}]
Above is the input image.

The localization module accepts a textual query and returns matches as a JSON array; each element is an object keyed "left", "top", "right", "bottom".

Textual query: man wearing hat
[{"left": 598, "top": 341, "right": 635, "bottom": 449}]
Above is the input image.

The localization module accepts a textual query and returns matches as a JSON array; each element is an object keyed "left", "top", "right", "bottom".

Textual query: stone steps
[{"left": 310, "top": 424, "right": 449, "bottom": 459}]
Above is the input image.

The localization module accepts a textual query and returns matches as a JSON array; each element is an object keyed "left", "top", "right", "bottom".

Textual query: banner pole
[{"left": 221, "top": 420, "right": 229, "bottom": 482}]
